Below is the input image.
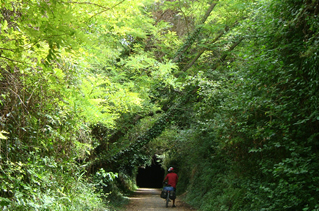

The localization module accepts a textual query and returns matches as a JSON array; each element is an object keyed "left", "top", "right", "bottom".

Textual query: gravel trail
[{"left": 124, "top": 188, "right": 196, "bottom": 211}]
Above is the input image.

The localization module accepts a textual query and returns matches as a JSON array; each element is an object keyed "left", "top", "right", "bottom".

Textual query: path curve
[{"left": 124, "top": 188, "right": 196, "bottom": 211}]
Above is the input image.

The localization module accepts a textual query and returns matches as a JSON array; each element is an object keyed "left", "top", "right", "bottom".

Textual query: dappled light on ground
[{"left": 124, "top": 188, "right": 196, "bottom": 211}]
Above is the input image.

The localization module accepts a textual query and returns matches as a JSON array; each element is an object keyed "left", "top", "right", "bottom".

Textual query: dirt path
[{"left": 124, "top": 188, "right": 196, "bottom": 211}]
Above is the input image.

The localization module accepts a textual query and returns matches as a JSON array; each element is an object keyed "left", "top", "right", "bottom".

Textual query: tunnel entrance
[{"left": 136, "top": 155, "right": 165, "bottom": 188}]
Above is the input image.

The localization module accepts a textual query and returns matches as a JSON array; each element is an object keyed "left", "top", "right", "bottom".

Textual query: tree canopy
[{"left": 1, "top": 0, "right": 319, "bottom": 210}]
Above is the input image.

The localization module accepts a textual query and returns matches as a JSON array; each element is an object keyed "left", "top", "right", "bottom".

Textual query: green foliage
[
  {"left": 0, "top": 130, "right": 9, "bottom": 140},
  {"left": 0, "top": 156, "right": 106, "bottom": 210},
  {"left": 0, "top": 0, "right": 170, "bottom": 209},
  {"left": 1, "top": 0, "right": 319, "bottom": 210},
  {"left": 94, "top": 168, "right": 118, "bottom": 194},
  {"left": 157, "top": 0, "right": 319, "bottom": 210}
]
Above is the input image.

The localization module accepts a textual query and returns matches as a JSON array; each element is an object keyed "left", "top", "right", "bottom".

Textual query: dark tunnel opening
[{"left": 136, "top": 155, "right": 165, "bottom": 188}]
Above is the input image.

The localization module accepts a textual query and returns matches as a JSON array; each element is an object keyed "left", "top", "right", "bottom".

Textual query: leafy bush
[{"left": 0, "top": 156, "right": 106, "bottom": 211}]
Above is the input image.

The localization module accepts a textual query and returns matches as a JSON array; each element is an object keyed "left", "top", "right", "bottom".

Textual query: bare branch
[
  {"left": 67, "top": 1, "right": 110, "bottom": 10},
  {"left": 0, "top": 56, "right": 23, "bottom": 64},
  {"left": 67, "top": 0, "right": 126, "bottom": 18},
  {"left": 89, "top": 0, "right": 125, "bottom": 18},
  {"left": 0, "top": 48, "right": 15, "bottom": 52},
  {"left": 8, "top": 88, "right": 30, "bottom": 114}
]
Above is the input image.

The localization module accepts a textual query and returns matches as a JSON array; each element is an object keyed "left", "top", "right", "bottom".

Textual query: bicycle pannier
[
  {"left": 160, "top": 190, "right": 167, "bottom": 199},
  {"left": 169, "top": 190, "right": 176, "bottom": 200}
]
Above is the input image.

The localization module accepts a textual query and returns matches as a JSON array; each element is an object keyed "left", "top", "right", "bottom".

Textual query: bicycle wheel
[{"left": 166, "top": 191, "right": 169, "bottom": 207}]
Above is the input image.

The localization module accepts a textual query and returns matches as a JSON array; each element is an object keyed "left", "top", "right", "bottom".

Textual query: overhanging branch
[
  {"left": 172, "top": 0, "right": 220, "bottom": 63},
  {"left": 181, "top": 30, "right": 225, "bottom": 72}
]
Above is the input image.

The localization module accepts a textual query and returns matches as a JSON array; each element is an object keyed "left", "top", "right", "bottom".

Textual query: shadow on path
[{"left": 124, "top": 188, "right": 196, "bottom": 211}]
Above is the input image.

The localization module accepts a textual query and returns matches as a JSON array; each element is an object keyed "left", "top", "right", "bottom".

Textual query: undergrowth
[{"left": 0, "top": 156, "right": 136, "bottom": 210}]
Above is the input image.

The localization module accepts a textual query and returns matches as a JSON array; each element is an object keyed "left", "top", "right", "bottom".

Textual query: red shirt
[{"left": 164, "top": 172, "right": 178, "bottom": 188}]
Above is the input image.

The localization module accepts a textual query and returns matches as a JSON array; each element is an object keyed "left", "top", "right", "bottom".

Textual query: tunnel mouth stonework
[{"left": 136, "top": 155, "right": 165, "bottom": 188}]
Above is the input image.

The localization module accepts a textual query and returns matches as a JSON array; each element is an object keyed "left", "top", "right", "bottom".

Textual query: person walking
[{"left": 163, "top": 167, "right": 178, "bottom": 207}]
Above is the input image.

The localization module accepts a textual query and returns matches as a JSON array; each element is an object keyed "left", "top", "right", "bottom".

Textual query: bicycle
[{"left": 161, "top": 184, "right": 175, "bottom": 208}]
